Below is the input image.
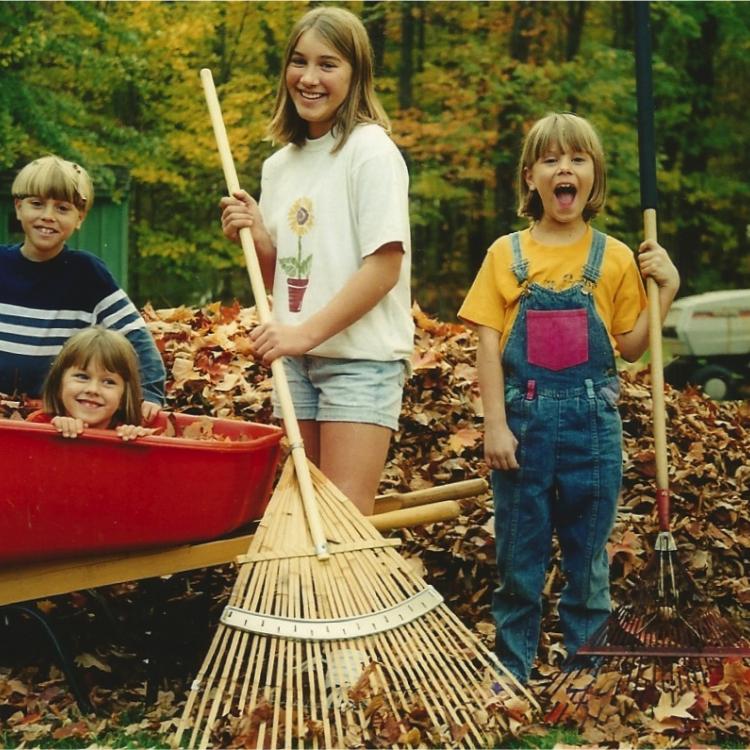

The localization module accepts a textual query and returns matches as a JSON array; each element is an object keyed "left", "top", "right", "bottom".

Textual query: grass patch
[{"left": 503, "top": 727, "right": 587, "bottom": 749}]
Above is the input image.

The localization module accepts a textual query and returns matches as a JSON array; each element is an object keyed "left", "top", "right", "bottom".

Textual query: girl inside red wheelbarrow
[
  {"left": 459, "top": 112, "right": 680, "bottom": 684},
  {"left": 28, "top": 326, "right": 158, "bottom": 441}
]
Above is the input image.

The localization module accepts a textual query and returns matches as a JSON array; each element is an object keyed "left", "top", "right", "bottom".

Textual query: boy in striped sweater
[{"left": 0, "top": 155, "right": 165, "bottom": 419}]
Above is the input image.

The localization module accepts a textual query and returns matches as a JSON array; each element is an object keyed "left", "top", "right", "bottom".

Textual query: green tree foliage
[{"left": 1, "top": 1, "right": 748, "bottom": 314}]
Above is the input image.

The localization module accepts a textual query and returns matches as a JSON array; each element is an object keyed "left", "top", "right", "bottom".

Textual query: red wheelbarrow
[{"left": 0, "top": 412, "right": 285, "bottom": 565}]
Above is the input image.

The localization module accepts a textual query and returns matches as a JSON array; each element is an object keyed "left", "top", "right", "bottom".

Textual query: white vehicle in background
[{"left": 662, "top": 289, "right": 750, "bottom": 401}]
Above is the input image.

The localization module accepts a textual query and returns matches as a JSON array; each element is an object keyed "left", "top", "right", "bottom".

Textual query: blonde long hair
[
  {"left": 517, "top": 113, "right": 606, "bottom": 222},
  {"left": 11, "top": 155, "right": 93, "bottom": 214},
  {"left": 42, "top": 327, "right": 142, "bottom": 427},
  {"left": 268, "top": 6, "right": 390, "bottom": 152}
]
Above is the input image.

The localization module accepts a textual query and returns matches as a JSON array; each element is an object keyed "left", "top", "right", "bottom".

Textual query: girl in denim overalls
[{"left": 459, "top": 113, "right": 680, "bottom": 682}]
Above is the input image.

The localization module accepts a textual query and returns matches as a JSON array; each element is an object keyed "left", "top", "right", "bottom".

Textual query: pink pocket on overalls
[{"left": 526, "top": 308, "right": 589, "bottom": 371}]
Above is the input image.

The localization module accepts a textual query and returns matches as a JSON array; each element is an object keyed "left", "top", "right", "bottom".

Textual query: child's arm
[
  {"left": 220, "top": 190, "right": 277, "bottom": 290},
  {"left": 476, "top": 325, "right": 519, "bottom": 471},
  {"left": 125, "top": 328, "right": 166, "bottom": 415},
  {"left": 615, "top": 239, "right": 680, "bottom": 362},
  {"left": 250, "top": 243, "right": 404, "bottom": 363}
]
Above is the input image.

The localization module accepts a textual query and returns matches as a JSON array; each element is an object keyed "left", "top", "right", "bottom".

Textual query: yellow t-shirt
[{"left": 458, "top": 227, "right": 647, "bottom": 355}]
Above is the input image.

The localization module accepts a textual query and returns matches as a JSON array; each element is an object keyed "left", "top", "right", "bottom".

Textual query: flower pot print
[
  {"left": 287, "top": 277, "right": 309, "bottom": 313},
  {"left": 280, "top": 197, "right": 314, "bottom": 314}
]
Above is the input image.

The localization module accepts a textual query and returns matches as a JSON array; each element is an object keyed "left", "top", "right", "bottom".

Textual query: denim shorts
[{"left": 272, "top": 355, "right": 407, "bottom": 431}]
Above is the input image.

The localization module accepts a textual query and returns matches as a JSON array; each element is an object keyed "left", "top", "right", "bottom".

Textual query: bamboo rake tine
[
  {"left": 238, "top": 557, "right": 286, "bottom": 745},
  {"left": 221, "top": 566, "right": 268, "bottom": 715},
  {"left": 288, "top": 562, "right": 303, "bottom": 748},
  {"left": 175, "top": 619, "right": 226, "bottom": 747},
  {"left": 303, "top": 537, "right": 398, "bottom": 741},
  {"left": 299, "top": 569, "right": 326, "bottom": 749},
  {"left": 231, "top": 485, "right": 296, "bottom": 722},
  {"left": 192, "top": 620, "right": 237, "bottom": 747},
  {"left": 300, "top": 561, "right": 333, "bottom": 748},
  {"left": 280, "top": 542, "right": 303, "bottom": 749},
  {"left": 311, "top": 572, "right": 348, "bottom": 745},
  {"left": 432, "top": 595, "right": 538, "bottom": 708},
  {"left": 268, "top": 557, "right": 289, "bottom": 748},
  {"left": 310, "top": 462, "right": 384, "bottom": 542},
  {"left": 290, "top": 495, "right": 336, "bottom": 746},
  {"left": 264, "top": 480, "right": 309, "bottom": 748}
]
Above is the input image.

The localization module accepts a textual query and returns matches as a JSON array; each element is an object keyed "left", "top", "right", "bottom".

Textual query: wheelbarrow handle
[
  {"left": 374, "top": 478, "right": 488, "bottom": 513},
  {"left": 369, "top": 501, "right": 461, "bottom": 532}
]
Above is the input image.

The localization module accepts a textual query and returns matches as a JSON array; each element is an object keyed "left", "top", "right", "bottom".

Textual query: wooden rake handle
[
  {"left": 200, "top": 68, "right": 330, "bottom": 560},
  {"left": 635, "top": 4, "right": 670, "bottom": 531}
]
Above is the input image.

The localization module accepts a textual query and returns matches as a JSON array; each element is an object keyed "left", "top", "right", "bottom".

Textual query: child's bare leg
[
  {"left": 297, "top": 419, "right": 321, "bottom": 466},
  {"left": 319, "top": 421, "right": 392, "bottom": 515}
]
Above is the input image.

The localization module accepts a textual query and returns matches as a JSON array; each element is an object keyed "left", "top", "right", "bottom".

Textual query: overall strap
[
  {"left": 581, "top": 229, "right": 607, "bottom": 287},
  {"left": 509, "top": 232, "right": 529, "bottom": 284}
]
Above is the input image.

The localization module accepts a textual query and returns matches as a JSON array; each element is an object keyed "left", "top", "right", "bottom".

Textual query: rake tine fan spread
[
  {"left": 176, "top": 460, "right": 537, "bottom": 748},
  {"left": 174, "top": 69, "right": 538, "bottom": 749}
]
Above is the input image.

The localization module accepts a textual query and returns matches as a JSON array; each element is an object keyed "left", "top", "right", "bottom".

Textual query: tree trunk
[
  {"left": 565, "top": 1, "right": 587, "bottom": 60},
  {"left": 399, "top": 2, "right": 414, "bottom": 109},
  {"left": 363, "top": 1, "right": 386, "bottom": 75}
]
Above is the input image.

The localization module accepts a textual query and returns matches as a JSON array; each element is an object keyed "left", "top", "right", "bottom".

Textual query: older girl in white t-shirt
[{"left": 220, "top": 6, "right": 413, "bottom": 515}]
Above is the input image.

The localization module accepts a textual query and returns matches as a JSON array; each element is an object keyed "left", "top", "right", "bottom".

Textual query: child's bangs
[
  {"left": 85, "top": 345, "right": 127, "bottom": 376},
  {"left": 64, "top": 332, "right": 124, "bottom": 375},
  {"left": 13, "top": 159, "right": 89, "bottom": 210},
  {"left": 531, "top": 117, "right": 600, "bottom": 161}
]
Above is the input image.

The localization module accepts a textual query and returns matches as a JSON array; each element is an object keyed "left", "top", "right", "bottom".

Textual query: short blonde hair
[
  {"left": 517, "top": 113, "right": 606, "bottom": 222},
  {"left": 11, "top": 155, "right": 94, "bottom": 213},
  {"left": 268, "top": 6, "right": 390, "bottom": 152},
  {"left": 42, "top": 327, "right": 142, "bottom": 427}
]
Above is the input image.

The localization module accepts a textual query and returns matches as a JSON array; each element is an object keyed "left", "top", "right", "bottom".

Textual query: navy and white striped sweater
[{"left": 0, "top": 243, "right": 165, "bottom": 404}]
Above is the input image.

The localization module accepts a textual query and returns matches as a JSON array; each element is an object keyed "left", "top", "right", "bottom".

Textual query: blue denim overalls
[{"left": 491, "top": 229, "right": 623, "bottom": 682}]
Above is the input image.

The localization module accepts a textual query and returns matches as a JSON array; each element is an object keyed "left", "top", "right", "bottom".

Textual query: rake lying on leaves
[
  {"left": 174, "top": 68, "right": 539, "bottom": 750},
  {"left": 540, "top": 3, "right": 750, "bottom": 724}
]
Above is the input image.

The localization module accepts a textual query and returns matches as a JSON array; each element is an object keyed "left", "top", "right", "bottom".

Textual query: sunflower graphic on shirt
[{"left": 279, "top": 197, "right": 314, "bottom": 312}]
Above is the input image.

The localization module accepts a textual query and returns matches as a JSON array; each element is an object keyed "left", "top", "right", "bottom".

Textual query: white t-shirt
[{"left": 259, "top": 123, "right": 414, "bottom": 362}]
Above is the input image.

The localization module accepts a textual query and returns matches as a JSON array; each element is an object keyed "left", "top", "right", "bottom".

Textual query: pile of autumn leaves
[{"left": 146, "top": 300, "right": 750, "bottom": 747}]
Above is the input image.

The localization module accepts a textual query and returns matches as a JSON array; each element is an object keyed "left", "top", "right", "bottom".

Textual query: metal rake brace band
[{"left": 221, "top": 586, "right": 444, "bottom": 641}]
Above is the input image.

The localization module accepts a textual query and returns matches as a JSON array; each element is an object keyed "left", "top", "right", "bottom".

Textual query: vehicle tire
[{"left": 689, "top": 365, "right": 735, "bottom": 401}]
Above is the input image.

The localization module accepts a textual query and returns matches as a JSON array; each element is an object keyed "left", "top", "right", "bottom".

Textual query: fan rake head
[{"left": 537, "top": 549, "right": 750, "bottom": 726}]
